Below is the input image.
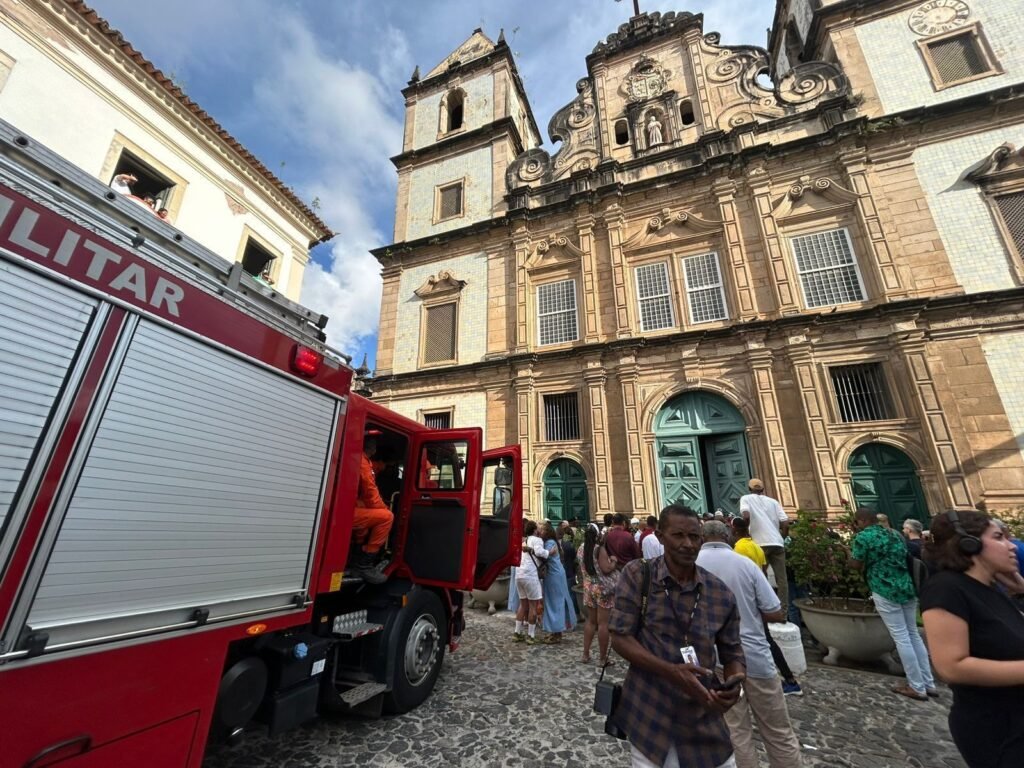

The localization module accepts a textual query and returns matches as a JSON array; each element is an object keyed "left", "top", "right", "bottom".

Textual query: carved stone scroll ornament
[
  {"left": 505, "top": 78, "right": 599, "bottom": 190},
  {"left": 771, "top": 176, "right": 860, "bottom": 219},
  {"left": 622, "top": 207, "right": 723, "bottom": 250},
  {"left": 592, "top": 11, "right": 699, "bottom": 56},
  {"left": 965, "top": 143, "right": 1024, "bottom": 185},
  {"left": 702, "top": 32, "right": 848, "bottom": 132},
  {"left": 525, "top": 234, "right": 585, "bottom": 272},
  {"left": 413, "top": 270, "right": 467, "bottom": 299}
]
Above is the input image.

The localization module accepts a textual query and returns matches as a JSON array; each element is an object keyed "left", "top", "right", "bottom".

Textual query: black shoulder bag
[
  {"left": 527, "top": 549, "right": 550, "bottom": 580},
  {"left": 593, "top": 559, "right": 650, "bottom": 740}
]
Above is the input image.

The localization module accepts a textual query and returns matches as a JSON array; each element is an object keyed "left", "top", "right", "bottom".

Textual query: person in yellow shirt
[
  {"left": 731, "top": 516, "right": 804, "bottom": 696},
  {"left": 732, "top": 517, "right": 767, "bottom": 572}
]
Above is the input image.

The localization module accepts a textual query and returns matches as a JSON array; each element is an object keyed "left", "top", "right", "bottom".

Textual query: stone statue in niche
[{"left": 646, "top": 113, "right": 664, "bottom": 147}]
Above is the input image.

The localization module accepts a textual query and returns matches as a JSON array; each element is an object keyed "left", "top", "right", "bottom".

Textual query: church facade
[{"left": 371, "top": 1, "right": 1024, "bottom": 524}]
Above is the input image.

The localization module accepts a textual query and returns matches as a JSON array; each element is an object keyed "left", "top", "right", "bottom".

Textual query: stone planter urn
[
  {"left": 796, "top": 597, "right": 900, "bottom": 672},
  {"left": 468, "top": 571, "right": 511, "bottom": 614}
]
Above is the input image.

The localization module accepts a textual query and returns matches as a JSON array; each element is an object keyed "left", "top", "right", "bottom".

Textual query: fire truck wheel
[
  {"left": 212, "top": 656, "right": 268, "bottom": 740},
  {"left": 385, "top": 589, "right": 447, "bottom": 713}
]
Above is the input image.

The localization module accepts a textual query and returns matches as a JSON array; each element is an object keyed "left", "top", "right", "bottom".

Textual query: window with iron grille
[
  {"left": 423, "top": 411, "right": 452, "bottom": 429},
  {"left": 790, "top": 228, "right": 865, "bottom": 308},
  {"left": 438, "top": 182, "right": 463, "bottom": 220},
  {"left": 921, "top": 27, "right": 999, "bottom": 89},
  {"left": 422, "top": 302, "right": 457, "bottom": 364},
  {"left": 995, "top": 192, "right": 1024, "bottom": 258},
  {"left": 681, "top": 252, "right": 728, "bottom": 324},
  {"left": 635, "top": 262, "right": 675, "bottom": 331},
  {"left": 537, "top": 280, "right": 578, "bottom": 346},
  {"left": 543, "top": 392, "right": 580, "bottom": 441},
  {"left": 829, "top": 363, "right": 894, "bottom": 423}
]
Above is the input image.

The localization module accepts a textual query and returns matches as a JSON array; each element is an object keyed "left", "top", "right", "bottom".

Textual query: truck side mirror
[{"left": 494, "top": 467, "right": 513, "bottom": 487}]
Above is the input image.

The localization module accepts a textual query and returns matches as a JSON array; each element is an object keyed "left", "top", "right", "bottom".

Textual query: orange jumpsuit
[{"left": 353, "top": 453, "right": 393, "bottom": 554}]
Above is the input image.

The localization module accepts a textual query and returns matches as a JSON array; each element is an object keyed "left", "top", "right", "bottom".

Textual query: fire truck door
[
  {"left": 400, "top": 429, "right": 482, "bottom": 590},
  {"left": 475, "top": 446, "right": 523, "bottom": 590}
]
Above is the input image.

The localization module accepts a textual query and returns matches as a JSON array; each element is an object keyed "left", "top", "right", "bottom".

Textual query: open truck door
[
  {"left": 475, "top": 446, "right": 523, "bottom": 590},
  {"left": 395, "top": 428, "right": 482, "bottom": 590}
]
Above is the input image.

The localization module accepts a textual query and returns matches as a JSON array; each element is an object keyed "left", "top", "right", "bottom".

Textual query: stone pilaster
[
  {"left": 513, "top": 360, "right": 537, "bottom": 519},
  {"left": 712, "top": 179, "right": 757, "bottom": 319},
  {"left": 748, "top": 172, "right": 798, "bottom": 315},
  {"left": 786, "top": 336, "right": 843, "bottom": 509},
  {"left": 583, "top": 359, "right": 612, "bottom": 511},
  {"left": 615, "top": 350, "right": 649, "bottom": 513},
  {"left": 745, "top": 343, "right": 797, "bottom": 509},
  {"left": 577, "top": 211, "right": 601, "bottom": 343},
  {"left": 374, "top": 263, "right": 403, "bottom": 375},
  {"left": 600, "top": 206, "right": 633, "bottom": 339},
  {"left": 840, "top": 148, "right": 907, "bottom": 299},
  {"left": 898, "top": 337, "right": 971, "bottom": 508},
  {"left": 512, "top": 223, "right": 531, "bottom": 353}
]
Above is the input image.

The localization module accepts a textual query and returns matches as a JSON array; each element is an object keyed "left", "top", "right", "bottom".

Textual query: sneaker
[
  {"left": 524, "top": 635, "right": 539, "bottom": 645},
  {"left": 782, "top": 681, "right": 803, "bottom": 697},
  {"left": 512, "top": 633, "right": 525, "bottom": 643}
]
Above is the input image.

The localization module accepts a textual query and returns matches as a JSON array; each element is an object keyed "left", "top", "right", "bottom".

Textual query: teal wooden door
[
  {"left": 657, "top": 437, "right": 707, "bottom": 514},
  {"left": 542, "top": 459, "right": 589, "bottom": 522},
  {"left": 705, "top": 434, "right": 751, "bottom": 517},
  {"left": 849, "top": 444, "right": 928, "bottom": 526}
]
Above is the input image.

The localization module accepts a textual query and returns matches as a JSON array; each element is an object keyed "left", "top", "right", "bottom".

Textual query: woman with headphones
[{"left": 920, "top": 508, "right": 1024, "bottom": 768}]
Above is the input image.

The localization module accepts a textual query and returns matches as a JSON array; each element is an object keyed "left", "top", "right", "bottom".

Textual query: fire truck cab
[{"left": 0, "top": 120, "right": 523, "bottom": 767}]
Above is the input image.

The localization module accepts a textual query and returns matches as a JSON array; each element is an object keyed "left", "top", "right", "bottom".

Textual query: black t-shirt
[{"left": 920, "top": 570, "right": 1024, "bottom": 710}]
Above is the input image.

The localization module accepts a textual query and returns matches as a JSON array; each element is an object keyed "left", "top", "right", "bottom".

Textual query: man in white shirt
[
  {"left": 513, "top": 519, "right": 549, "bottom": 645},
  {"left": 739, "top": 478, "right": 791, "bottom": 615},
  {"left": 641, "top": 528, "right": 664, "bottom": 559},
  {"left": 697, "top": 522, "right": 802, "bottom": 768}
]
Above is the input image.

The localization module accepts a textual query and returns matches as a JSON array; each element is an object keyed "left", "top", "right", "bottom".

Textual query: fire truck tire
[
  {"left": 212, "top": 656, "right": 268, "bottom": 739},
  {"left": 384, "top": 590, "right": 447, "bottom": 714}
]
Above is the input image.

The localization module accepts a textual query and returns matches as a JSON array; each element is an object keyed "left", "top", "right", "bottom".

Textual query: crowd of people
[
  {"left": 110, "top": 172, "right": 170, "bottom": 219},
  {"left": 508, "top": 480, "right": 1024, "bottom": 768}
]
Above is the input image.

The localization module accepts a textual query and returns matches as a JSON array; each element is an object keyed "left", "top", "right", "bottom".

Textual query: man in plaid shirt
[{"left": 610, "top": 505, "right": 746, "bottom": 768}]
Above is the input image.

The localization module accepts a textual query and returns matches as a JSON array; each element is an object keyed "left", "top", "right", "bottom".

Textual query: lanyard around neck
[{"left": 665, "top": 582, "right": 702, "bottom": 647}]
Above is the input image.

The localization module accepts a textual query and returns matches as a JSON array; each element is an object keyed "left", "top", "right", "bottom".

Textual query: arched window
[
  {"left": 614, "top": 119, "right": 629, "bottom": 146},
  {"left": 443, "top": 88, "right": 465, "bottom": 132},
  {"left": 679, "top": 100, "right": 696, "bottom": 127}
]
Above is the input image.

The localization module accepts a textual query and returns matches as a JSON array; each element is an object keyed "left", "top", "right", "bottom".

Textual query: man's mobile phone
[{"left": 712, "top": 676, "right": 743, "bottom": 692}]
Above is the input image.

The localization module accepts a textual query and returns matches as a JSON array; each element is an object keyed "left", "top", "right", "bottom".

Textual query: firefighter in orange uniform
[{"left": 351, "top": 429, "right": 393, "bottom": 584}]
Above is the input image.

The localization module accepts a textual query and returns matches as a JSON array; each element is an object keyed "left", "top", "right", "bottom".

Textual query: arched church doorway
[
  {"left": 541, "top": 458, "right": 589, "bottom": 523},
  {"left": 655, "top": 392, "right": 751, "bottom": 516},
  {"left": 848, "top": 443, "right": 928, "bottom": 526}
]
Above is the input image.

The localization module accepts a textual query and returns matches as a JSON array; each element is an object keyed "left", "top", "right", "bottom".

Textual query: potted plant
[{"left": 788, "top": 503, "right": 898, "bottom": 669}]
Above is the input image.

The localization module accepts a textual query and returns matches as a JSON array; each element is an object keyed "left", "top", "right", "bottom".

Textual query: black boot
[{"left": 352, "top": 550, "right": 387, "bottom": 584}]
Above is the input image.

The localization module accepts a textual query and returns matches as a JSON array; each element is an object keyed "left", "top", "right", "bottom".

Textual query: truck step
[
  {"left": 332, "top": 609, "right": 384, "bottom": 640},
  {"left": 339, "top": 682, "right": 388, "bottom": 708}
]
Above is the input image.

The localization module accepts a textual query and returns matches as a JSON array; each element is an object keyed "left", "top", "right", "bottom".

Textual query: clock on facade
[{"left": 908, "top": 0, "right": 971, "bottom": 37}]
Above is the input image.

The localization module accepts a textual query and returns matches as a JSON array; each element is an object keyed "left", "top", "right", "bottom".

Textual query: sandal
[
  {"left": 599, "top": 658, "right": 616, "bottom": 668},
  {"left": 892, "top": 684, "right": 928, "bottom": 701},
  {"left": 579, "top": 656, "right": 592, "bottom": 664}
]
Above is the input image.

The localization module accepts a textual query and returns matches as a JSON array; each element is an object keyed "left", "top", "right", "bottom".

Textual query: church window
[
  {"left": 829, "top": 363, "right": 894, "bottom": 423},
  {"left": 422, "top": 410, "right": 453, "bottom": 429},
  {"left": 543, "top": 392, "right": 580, "bottom": 442},
  {"left": 537, "top": 279, "right": 578, "bottom": 346},
  {"left": 422, "top": 302, "right": 458, "bottom": 364},
  {"left": 614, "top": 119, "right": 629, "bottom": 146},
  {"left": 681, "top": 252, "right": 728, "bottom": 324},
  {"left": 634, "top": 262, "right": 675, "bottom": 331},
  {"left": 993, "top": 192, "right": 1024, "bottom": 262},
  {"left": 445, "top": 88, "right": 465, "bottom": 132},
  {"left": 679, "top": 100, "right": 696, "bottom": 127},
  {"left": 789, "top": 228, "right": 866, "bottom": 309},
  {"left": 435, "top": 180, "right": 464, "bottom": 222},
  {"left": 240, "top": 236, "right": 277, "bottom": 280},
  {"left": 917, "top": 24, "right": 1001, "bottom": 90}
]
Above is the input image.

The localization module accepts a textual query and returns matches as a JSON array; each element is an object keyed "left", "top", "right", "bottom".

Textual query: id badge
[{"left": 679, "top": 645, "right": 698, "bottom": 666}]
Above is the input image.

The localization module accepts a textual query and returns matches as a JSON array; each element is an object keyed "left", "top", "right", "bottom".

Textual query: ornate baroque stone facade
[{"left": 373, "top": 4, "right": 1024, "bottom": 523}]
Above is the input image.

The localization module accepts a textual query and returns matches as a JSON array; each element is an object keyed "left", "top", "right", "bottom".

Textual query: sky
[{"left": 87, "top": 0, "right": 773, "bottom": 369}]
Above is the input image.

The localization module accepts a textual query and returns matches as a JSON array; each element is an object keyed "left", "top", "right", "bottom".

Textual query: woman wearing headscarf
[
  {"left": 921, "top": 509, "right": 1024, "bottom": 768},
  {"left": 577, "top": 522, "right": 619, "bottom": 665}
]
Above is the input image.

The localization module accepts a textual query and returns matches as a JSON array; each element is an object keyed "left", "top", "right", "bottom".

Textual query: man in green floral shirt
[{"left": 850, "top": 507, "right": 936, "bottom": 701}]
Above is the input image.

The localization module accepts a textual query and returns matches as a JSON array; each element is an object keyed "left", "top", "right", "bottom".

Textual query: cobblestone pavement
[{"left": 204, "top": 607, "right": 967, "bottom": 768}]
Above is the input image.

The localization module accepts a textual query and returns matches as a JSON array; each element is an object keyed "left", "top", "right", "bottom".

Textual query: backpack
[{"left": 907, "top": 550, "right": 929, "bottom": 595}]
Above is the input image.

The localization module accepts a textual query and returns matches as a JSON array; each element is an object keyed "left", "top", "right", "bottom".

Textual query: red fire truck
[{"left": 0, "top": 120, "right": 523, "bottom": 767}]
